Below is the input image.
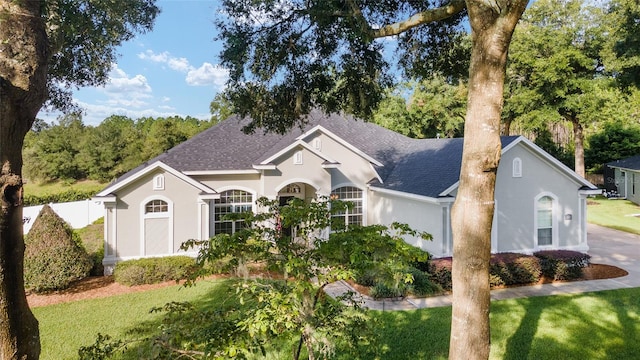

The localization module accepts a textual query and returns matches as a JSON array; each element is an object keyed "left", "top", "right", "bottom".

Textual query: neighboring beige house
[
  {"left": 607, "top": 155, "right": 640, "bottom": 205},
  {"left": 94, "top": 110, "right": 600, "bottom": 274}
]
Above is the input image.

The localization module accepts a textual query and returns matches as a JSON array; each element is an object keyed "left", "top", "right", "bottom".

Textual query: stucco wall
[
  {"left": 112, "top": 169, "right": 202, "bottom": 259},
  {"left": 368, "top": 190, "right": 447, "bottom": 256},
  {"left": 495, "top": 143, "right": 587, "bottom": 253}
]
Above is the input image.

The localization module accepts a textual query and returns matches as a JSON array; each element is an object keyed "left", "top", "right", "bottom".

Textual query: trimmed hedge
[
  {"left": 428, "top": 251, "right": 590, "bottom": 290},
  {"left": 25, "top": 205, "right": 92, "bottom": 292},
  {"left": 534, "top": 250, "right": 591, "bottom": 281},
  {"left": 490, "top": 253, "right": 541, "bottom": 287},
  {"left": 23, "top": 189, "right": 98, "bottom": 206},
  {"left": 114, "top": 256, "right": 197, "bottom": 286}
]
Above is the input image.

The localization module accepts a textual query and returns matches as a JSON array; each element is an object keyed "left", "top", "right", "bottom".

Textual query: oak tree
[
  {"left": 0, "top": 1, "right": 159, "bottom": 358},
  {"left": 216, "top": 0, "right": 528, "bottom": 358}
]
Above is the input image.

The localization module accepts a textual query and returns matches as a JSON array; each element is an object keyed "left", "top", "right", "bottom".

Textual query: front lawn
[
  {"left": 34, "top": 278, "right": 640, "bottom": 359},
  {"left": 587, "top": 196, "right": 640, "bottom": 235}
]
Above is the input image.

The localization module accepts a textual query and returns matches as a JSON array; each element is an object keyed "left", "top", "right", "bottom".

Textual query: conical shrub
[{"left": 24, "top": 204, "right": 92, "bottom": 292}]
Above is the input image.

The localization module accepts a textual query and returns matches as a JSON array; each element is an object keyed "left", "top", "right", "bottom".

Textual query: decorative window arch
[
  {"left": 331, "top": 186, "right": 364, "bottom": 228},
  {"left": 213, "top": 189, "right": 253, "bottom": 235},
  {"left": 535, "top": 193, "right": 557, "bottom": 248},
  {"left": 145, "top": 199, "right": 168, "bottom": 214},
  {"left": 153, "top": 174, "right": 165, "bottom": 190},
  {"left": 140, "top": 196, "right": 173, "bottom": 256},
  {"left": 512, "top": 157, "right": 522, "bottom": 178}
]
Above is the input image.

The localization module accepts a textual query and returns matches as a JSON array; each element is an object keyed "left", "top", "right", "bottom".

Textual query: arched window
[
  {"left": 213, "top": 190, "right": 253, "bottom": 235},
  {"left": 536, "top": 195, "right": 554, "bottom": 246},
  {"left": 145, "top": 199, "right": 168, "bottom": 214},
  {"left": 331, "top": 186, "right": 363, "bottom": 228}
]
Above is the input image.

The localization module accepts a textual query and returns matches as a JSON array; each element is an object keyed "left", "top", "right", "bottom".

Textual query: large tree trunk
[
  {"left": 570, "top": 117, "right": 585, "bottom": 177},
  {"left": 0, "top": 1, "right": 49, "bottom": 358},
  {"left": 449, "top": 1, "right": 527, "bottom": 359}
]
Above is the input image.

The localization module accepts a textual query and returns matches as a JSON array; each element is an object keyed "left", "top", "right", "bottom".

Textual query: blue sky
[{"left": 38, "top": 0, "right": 227, "bottom": 126}]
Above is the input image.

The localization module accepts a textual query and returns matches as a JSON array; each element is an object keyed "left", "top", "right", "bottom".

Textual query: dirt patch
[{"left": 27, "top": 263, "right": 628, "bottom": 307}]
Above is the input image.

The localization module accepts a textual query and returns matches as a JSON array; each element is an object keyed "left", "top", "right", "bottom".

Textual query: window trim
[
  {"left": 534, "top": 192, "right": 557, "bottom": 249},
  {"left": 293, "top": 150, "right": 303, "bottom": 165},
  {"left": 140, "top": 195, "right": 174, "bottom": 256},
  {"left": 153, "top": 174, "right": 165, "bottom": 190},
  {"left": 512, "top": 157, "right": 522, "bottom": 178},
  {"left": 212, "top": 189, "right": 255, "bottom": 236},
  {"left": 331, "top": 185, "right": 365, "bottom": 228}
]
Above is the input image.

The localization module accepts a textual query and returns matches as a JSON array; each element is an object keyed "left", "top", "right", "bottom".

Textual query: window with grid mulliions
[
  {"left": 331, "top": 186, "right": 363, "bottom": 227},
  {"left": 214, "top": 190, "right": 253, "bottom": 235},
  {"left": 145, "top": 199, "right": 168, "bottom": 214}
]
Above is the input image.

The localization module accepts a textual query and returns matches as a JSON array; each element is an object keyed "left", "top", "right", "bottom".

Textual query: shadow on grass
[
  {"left": 494, "top": 289, "right": 640, "bottom": 360},
  {"left": 89, "top": 283, "right": 640, "bottom": 360}
]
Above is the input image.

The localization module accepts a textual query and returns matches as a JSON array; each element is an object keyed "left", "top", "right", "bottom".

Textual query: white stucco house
[
  {"left": 607, "top": 155, "right": 640, "bottom": 205},
  {"left": 93, "top": 110, "right": 600, "bottom": 274}
]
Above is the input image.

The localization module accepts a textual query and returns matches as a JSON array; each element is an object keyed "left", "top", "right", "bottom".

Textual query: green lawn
[
  {"left": 587, "top": 196, "right": 640, "bottom": 235},
  {"left": 34, "top": 278, "right": 640, "bottom": 359}
]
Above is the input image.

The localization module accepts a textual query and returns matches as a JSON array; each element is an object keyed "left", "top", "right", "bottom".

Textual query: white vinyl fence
[{"left": 23, "top": 199, "right": 104, "bottom": 234}]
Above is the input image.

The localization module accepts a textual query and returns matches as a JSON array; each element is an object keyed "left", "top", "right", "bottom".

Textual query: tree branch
[
  {"left": 339, "top": 0, "right": 466, "bottom": 39},
  {"left": 372, "top": 0, "right": 467, "bottom": 38}
]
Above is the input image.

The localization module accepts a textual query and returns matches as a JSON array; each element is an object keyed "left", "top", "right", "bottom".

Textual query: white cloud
[
  {"left": 138, "top": 49, "right": 228, "bottom": 88},
  {"left": 186, "top": 63, "right": 229, "bottom": 87},
  {"left": 100, "top": 64, "right": 152, "bottom": 108}
]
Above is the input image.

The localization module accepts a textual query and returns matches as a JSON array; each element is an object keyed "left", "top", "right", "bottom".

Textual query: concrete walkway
[{"left": 324, "top": 223, "right": 640, "bottom": 310}]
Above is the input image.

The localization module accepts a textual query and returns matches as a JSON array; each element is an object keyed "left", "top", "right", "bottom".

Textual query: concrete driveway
[{"left": 585, "top": 223, "right": 640, "bottom": 288}]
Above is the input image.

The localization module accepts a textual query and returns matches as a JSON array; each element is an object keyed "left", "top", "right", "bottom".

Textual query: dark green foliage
[
  {"left": 114, "top": 256, "right": 197, "bottom": 286},
  {"left": 534, "top": 129, "right": 575, "bottom": 169},
  {"left": 586, "top": 121, "right": 640, "bottom": 173},
  {"left": 24, "top": 205, "right": 92, "bottom": 292},
  {"left": 23, "top": 188, "right": 99, "bottom": 206},
  {"left": 43, "top": 0, "right": 160, "bottom": 112},
  {"left": 428, "top": 257, "right": 453, "bottom": 290},
  {"left": 534, "top": 250, "right": 591, "bottom": 280},
  {"left": 429, "top": 253, "right": 545, "bottom": 290},
  {"left": 216, "top": 0, "right": 468, "bottom": 133},
  {"left": 490, "top": 253, "right": 542, "bottom": 286},
  {"left": 23, "top": 115, "right": 215, "bottom": 184},
  {"left": 374, "top": 78, "right": 467, "bottom": 139},
  {"left": 407, "top": 268, "right": 442, "bottom": 297},
  {"left": 370, "top": 283, "right": 403, "bottom": 299}
]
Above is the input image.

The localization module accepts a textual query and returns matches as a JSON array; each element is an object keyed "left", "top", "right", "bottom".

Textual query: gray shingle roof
[
  {"left": 107, "top": 110, "right": 521, "bottom": 198},
  {"left": 607, "top": 155, "right": 640, "bottom": 171}
]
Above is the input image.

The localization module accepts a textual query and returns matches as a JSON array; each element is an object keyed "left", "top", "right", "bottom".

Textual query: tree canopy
[{"left": 0, "top": 1, "right": 159, "bottom": 357}]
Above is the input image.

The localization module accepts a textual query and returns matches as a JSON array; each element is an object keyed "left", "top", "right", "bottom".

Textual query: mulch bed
[{"left": 27, "top": 263, "right": 628, "bottom": 308}]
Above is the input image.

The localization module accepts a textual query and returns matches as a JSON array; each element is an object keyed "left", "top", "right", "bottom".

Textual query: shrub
[
  {"left": 534, "top": 250, "right": 591, "bottom": 281},
  {"left": 428, "top": 257, "right": 453, "bottom": 290},
  {"left": 407, "top": 268, "right": 441, "bottom": 296},
  {"left": 490, "top": 253, "right": 541, "bottom": 286},
  {"left": 114, "top": 256, "right": 197, "bottom": 286},
  {"left": 369, "top": 282, "right": 404, "bottom": 299},
  {"left": 23, "top": 188, "right": 99, "bottom": 206},
  {"left": 24, "top": 205, "right": 92, "bottom": 292},
  {"left": 428, "top": 253, "right": 542, "bottom": 290}
]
